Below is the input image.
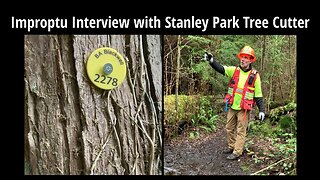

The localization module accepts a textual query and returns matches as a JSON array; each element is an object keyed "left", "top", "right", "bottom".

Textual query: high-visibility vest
[{"left": 224, "top": 67, "right": 258, "bottom": 111}]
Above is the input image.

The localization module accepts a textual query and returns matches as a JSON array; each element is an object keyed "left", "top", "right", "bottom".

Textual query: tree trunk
[
  {"left": 24, "top": 35, "right": 162, "bottom": 175},
  {"left": 175, "top": 35, "right": 181, "bottom": 114},
  {"left": 261, "top": 35, "right": 266, "bottom": 72},
  {"left": 267, "top": 65, "right": 275, "bottom": 112}
]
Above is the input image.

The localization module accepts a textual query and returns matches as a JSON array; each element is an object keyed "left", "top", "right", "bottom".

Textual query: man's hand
[
  {"left": 204, "top": 52, "right": 213, "bottom": 62},
  {"left": 259, "top": 112, "right": 265, "bottom": 122}
]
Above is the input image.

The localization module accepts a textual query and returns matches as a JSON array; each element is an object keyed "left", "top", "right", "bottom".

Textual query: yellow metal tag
[{"left": 87, "top": 47, "right": 126, "bottom": 90}]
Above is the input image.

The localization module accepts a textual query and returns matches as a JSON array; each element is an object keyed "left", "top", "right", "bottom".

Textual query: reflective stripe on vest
[{"left": 224, "top": 67, "right": 257, "bottom": 110}]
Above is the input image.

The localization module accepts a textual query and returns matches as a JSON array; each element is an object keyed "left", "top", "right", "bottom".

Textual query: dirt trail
[{"left": 164, "top": 122, "right": 251, "bottom": 175}]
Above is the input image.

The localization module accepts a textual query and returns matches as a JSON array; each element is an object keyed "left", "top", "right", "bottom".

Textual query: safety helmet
[{"left": 237, "top": 46, "right": 256, "bottom": 62}]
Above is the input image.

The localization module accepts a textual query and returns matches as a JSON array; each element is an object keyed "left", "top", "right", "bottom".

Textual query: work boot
[
  {"left": 226, "top": 153, "right": 240, "bottom": 160},
  {"left": 222, "top": 148, "right": 234, "bottom": 154}
]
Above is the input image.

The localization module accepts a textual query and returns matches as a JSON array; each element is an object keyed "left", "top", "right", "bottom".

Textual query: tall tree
[
  {"left": 175, "top": 35, "right": 181, "bottom": 113},
  {"left": 24, "top": 35, "right": 162, "bottom": 175},
  {"left": 261, "top": 35, "right": 266, "bottom": 72}
]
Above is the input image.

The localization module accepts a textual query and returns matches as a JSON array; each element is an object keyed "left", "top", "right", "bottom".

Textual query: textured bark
[{"left": 24, "top": 35, "right": 162, "bottom": 175}]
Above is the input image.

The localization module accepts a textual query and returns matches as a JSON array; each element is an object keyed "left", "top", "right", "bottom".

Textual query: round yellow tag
[{"left": 86, "top": 47, "right": 126, "bottom": 90}]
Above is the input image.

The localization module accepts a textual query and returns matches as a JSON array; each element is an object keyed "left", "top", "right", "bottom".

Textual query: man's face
[{"left": 240, "top": 55, "right": 252, "bottom": 70}]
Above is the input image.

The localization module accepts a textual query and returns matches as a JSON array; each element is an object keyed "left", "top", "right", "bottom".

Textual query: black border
[{"left": 4, "top": 14, "right": 317, "bottom": 176}]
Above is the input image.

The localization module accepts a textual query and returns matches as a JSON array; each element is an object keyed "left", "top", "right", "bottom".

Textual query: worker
[{"left": 204, "top": 45, "right": 265, "bottom": 160}]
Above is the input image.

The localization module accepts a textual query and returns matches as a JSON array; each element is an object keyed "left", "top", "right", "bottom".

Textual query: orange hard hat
[{"left": 237, "top": 46, "right": 256, "bottom": 62}]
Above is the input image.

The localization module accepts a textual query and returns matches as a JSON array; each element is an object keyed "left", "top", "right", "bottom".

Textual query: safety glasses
[{"left": 240, "top": 55, "right": 252, "bottom": 62}]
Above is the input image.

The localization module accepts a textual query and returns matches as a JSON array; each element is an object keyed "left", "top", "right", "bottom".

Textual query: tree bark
[
  {"left": 24, "top": 35, "right": 162, "bottom": 175},
  {"left": 261, "top": 35, "right": 266, "bottom": 72},
  {"left": 175, "top": 35, "right": 181, "bottom": 113}
]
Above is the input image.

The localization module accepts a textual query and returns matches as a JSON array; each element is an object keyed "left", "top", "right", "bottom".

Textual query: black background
[{"left": 4, "top": 13, "right": 318, "bottom": 177}]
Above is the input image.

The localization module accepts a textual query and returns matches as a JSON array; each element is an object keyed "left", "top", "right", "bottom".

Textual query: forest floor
[{"left": 164, "top": 116, "right": 290, "bottom": 176}]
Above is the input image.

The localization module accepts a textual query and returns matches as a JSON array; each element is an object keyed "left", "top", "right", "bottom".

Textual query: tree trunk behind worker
[{"left": 24, "top": 35, "right": 162, "bottom": 175}]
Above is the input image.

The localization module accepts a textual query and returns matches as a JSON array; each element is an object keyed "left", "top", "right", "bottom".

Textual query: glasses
[
  {"left": 240, "top": 58, "right": 251, "bottom": 63},
  {"left": 240, "top": 55, "right": 252, "bottom": 62}
]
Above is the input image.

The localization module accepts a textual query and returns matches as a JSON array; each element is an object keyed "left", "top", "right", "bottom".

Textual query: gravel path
[{"left": 164, "top": 123, "right": 249, "bottom": 175}]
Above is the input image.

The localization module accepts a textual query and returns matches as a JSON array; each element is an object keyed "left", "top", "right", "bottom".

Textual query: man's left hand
[
  {"left": 204, "top": 52, "right": 213, "bottom": 62},
  {"left": 259, "top": 112, "right": 265, "bottom": 121}
]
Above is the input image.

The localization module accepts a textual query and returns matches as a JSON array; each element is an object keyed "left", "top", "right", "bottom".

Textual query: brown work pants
[{"left": 226, "top": 108, "right": 250, "bottom": 156}]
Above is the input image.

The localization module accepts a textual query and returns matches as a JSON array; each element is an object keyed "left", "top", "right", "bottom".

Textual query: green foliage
[
  {"left": 191, "top": 96, "right": 218, "bottom": 132},
  {"left": 164, "top": 95, "right": 197, "bottom": 124},
  {"left": 247, "top": 105, "right": 297, "bottom": 175},
  {"left": 263, "top": 35, "right": 296, "bottom": 107},
  {"left": 269, "top": 103, "right": 297, "bottom": 134},
  {"left": 189, "top": 131, "right": 200, "bottom": 139},
  {"left": 279, "top": 116, "right": 293, "bottom": 129},
  {"left": 164, "top": 95, "right": 219, "bottom": 138},
  {"left": 199, "top": 125, "right": 213, "bottom": 133},
  {"left": 285, "top": 102, "right": 297, "bottom": 110},
  {"left": 183, "top": 35, "right": 229, "bottom": 95},
  {"left": 249, "top": 116, "right": 296, "bottom": 138},
  {"left": 186, "top": 35, "right": 213, "bottom": 46},
  {"left": 165, "top": 35, "right": 296, "bottom": 107},
  {"left": 249, "top": 120, "right": 274, "bottom": 137},
  {"left": 190, "top": 59, "right": 229, "bottom": 94},
  {"left": 164, "top": 95, "right": 200, "bottom": 138},
  {"left": 217, "top": 41, "right": 239, "bottom": 65},
  {"left": 271, "top": 134, "right": 296, "bottom": 156},
  {"left": 218, "top": 35, "right": 258, "bottom": 65},
  {"left": 191, "top": 62, "right": 211, "bottom": 81},
  {"left": 272, "top": 134, "right": 297, "bottom": 175},
  {"left": 269, "top": 102, "right": 296, "bottom": 120}
]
